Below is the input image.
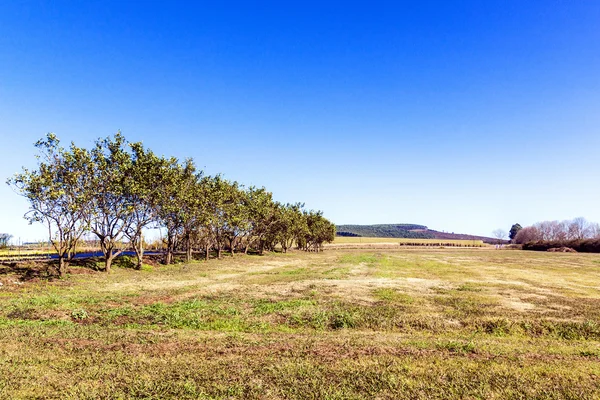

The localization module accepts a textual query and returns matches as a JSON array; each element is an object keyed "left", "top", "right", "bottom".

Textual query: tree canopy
[{"left": 509, "top": 223, "right": 522, "bottom": 241}]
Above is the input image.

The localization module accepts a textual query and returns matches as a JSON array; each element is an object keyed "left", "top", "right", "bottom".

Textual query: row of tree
[
  {"left": 9, "top": 133, "right": 335, "bottom": 276},
  {"left": 513, "top": 217, "right": 600, "bottom": 244}
]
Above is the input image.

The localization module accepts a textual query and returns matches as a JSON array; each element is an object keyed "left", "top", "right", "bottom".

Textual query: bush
[
  {"left": 114, "top": 256, "right": 137, "bottom": 269},
  {"left": 522, "top": 238, "right": 600, "bottom": 253}
]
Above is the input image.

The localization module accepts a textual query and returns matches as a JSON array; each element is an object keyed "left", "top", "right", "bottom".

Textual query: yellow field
[
  {"left": 0, "top": 248, "right": 55, "bottom": 256},
  {"left": 0, "top": 247, "right": 98, "bottom": 258},
  {"left": 333, "top": 236, "right": 485, "bottom": 246}
]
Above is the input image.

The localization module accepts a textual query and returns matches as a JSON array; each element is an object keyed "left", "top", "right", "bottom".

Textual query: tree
[
  {"left": 588, "top": 222, "right": 600, "bottom": 238},
  {"left": 508, "top": 223, "right": 522, "bottom": 241},
  {"left": 0, "top": 233, "right": 13, "bottom": 248},
  {"left": 122, "top": 143, "right": 168, "bottom": 269},
  {"left": 180, "top": 171, "right": 207, "bottom": 263},
  {"left": 301, "top": 210, "right": 336, "bottom": 252},
  {"left": 85, "top": 133, "right": 135, "bottom": 273},
  {"left": 220, "top": 181, "right": 250, "bottom": 257},
  {"left": 276, "top": 203, "right": 305, "bottom": 253},
  {"left": 155, "top": 158, "right": 199, "bottom": 265},
  {"left": 514, "top": 226, "right": 541, "bottom": 244},
  {"left": 245, "top": 186, "right": 279, "bottom": 255},
  {"left": 567, "top": 217, "right": 591, "bottom": 240},
  {"left": 8, "top": 133, "right": 90, "bottom": 277},
  {"left": 492, "top": 229, "right": 507, "bottom": 241}
]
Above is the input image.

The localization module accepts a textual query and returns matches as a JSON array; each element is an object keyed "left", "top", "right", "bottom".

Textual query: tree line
[
  {"left": 513, "top": 217, "right": 600, "bottom": 244},
  {"left": 8, "top": 133, "right": 335, "bottom": 277}
]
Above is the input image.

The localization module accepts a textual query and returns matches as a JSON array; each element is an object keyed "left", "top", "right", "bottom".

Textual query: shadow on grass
[
  {"left": 0, "top": 261, "right": 58, "bottom": 281},
  {"left": 0, "top": 257, "right": 106, "bottom": 281}
]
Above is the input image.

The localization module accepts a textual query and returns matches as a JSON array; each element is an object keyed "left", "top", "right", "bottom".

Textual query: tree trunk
[
  {"left": 230, "top": 237, "right": 236, "bottom": 257},
  {"left": 99, "top": 238, "right": 114, "bottom": 273},
  {"left": 58, "top": 255, "right": 67, "bottom": 278},
  {"left": 205, "top": 243, "right": 210, "bottom": 261},
  {"left": 165, "top": 230, "right": 175, "bottom": 265},
  {"left": 133, "top": 234, "right": 144, "bottom": 270},
  {"left": 137, "top": 245, "right": 144, "bottom": 269},
  {"left": 134, "top": 243, "right": 144, "bottom": 270},
  {"left": 185, "top": 234, "right": 193, "bottom": 263},
  {"left": 217, "top": 244, "right": 222, "bottom": 259},
  {"left": 105, "top": 253, "right": 114, "bottom": 273},
  {"left": 244, "top": 237, "right": 251, "bottom": 255}
]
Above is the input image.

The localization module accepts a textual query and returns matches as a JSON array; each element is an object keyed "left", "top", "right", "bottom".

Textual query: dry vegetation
[{"left": 1, "top": 248, "right": 599, "bottom": 399}]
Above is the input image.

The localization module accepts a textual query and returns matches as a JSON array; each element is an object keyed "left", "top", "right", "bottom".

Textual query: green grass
[{"left": 1, "top": 248, "right": 600, "bottom": 398}]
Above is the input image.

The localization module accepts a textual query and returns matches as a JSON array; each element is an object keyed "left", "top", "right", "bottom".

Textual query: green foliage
[
  {"left": 70, "top": 308, "right": 88, "bottom": 321},
  {"left": 7, "top": 133, "right": 91, "bottom": 276},
  {"left": 113, "top": 256, "right": 137, "bottom": 269},
  {"left": 509, "top": 223, "right": 522, "bottom": 240}
]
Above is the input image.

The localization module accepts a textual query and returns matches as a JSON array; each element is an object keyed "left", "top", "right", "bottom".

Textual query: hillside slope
[
  {"left": 336, "top": 224, "right": 504, "bottom": 244},
  {"left": 336, "top": 224, "right": 433, "bottom": 239}
]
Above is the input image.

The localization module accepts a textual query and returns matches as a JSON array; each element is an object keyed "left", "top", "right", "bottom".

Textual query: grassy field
[
  {"left": 0, "top": 247, "right": 101, "bottom": 257},
  {"left": 332, "top": 236, "right": 485, "bottom": 246},
  {"left": 1, "top": 248, "right": 599, "bottom": 399},
  {"left": 0, "top": 248, "right": 55, "bottom": 256}
]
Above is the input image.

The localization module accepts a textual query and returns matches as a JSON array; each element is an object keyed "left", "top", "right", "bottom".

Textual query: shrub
[{"left": 522, "top": 238, "right": 600, "bottom": 253}]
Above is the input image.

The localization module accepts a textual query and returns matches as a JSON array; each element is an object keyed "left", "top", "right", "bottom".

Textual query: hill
[
  {"left": 335, "top": 224, "right": 505, "bottom": 244},
  {"left": 336, "top": 224, "right": 433, "bottom": 239}
]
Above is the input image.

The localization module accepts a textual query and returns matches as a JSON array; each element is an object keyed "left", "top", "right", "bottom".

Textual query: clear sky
[{"left": 1, "top": 1, "right": 599, "bottom": 242}]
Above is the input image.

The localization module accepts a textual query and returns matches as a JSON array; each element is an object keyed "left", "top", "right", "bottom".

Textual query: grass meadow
[{"left": 1, "top": 248, "right": 599, "bottom": 399}]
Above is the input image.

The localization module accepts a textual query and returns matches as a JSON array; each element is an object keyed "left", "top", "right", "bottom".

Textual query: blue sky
[{"left": 1, "top": 1, "right": 599, "bottom": 242}]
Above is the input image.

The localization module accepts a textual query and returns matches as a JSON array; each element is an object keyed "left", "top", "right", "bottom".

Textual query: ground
[{"left": 1, "top": 248, "right": 599, "bottom": 399}]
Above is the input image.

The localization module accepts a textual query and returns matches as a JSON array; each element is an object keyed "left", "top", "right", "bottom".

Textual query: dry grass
[{"left": 0, "top": 248, "right": 599, "bottom": 399}]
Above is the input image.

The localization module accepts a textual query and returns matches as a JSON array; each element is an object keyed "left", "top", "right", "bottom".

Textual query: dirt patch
[{"left": 68, "top": 267, "right": 98, "bottom": 275}]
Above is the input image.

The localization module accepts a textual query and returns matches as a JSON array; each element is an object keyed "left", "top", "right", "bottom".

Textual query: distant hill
[
  {"left": 336, "top": 224, "right": 433, "bottom": 239},
  {"left": 335, "top": 224, "right": 505, "bottom": 244}
]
